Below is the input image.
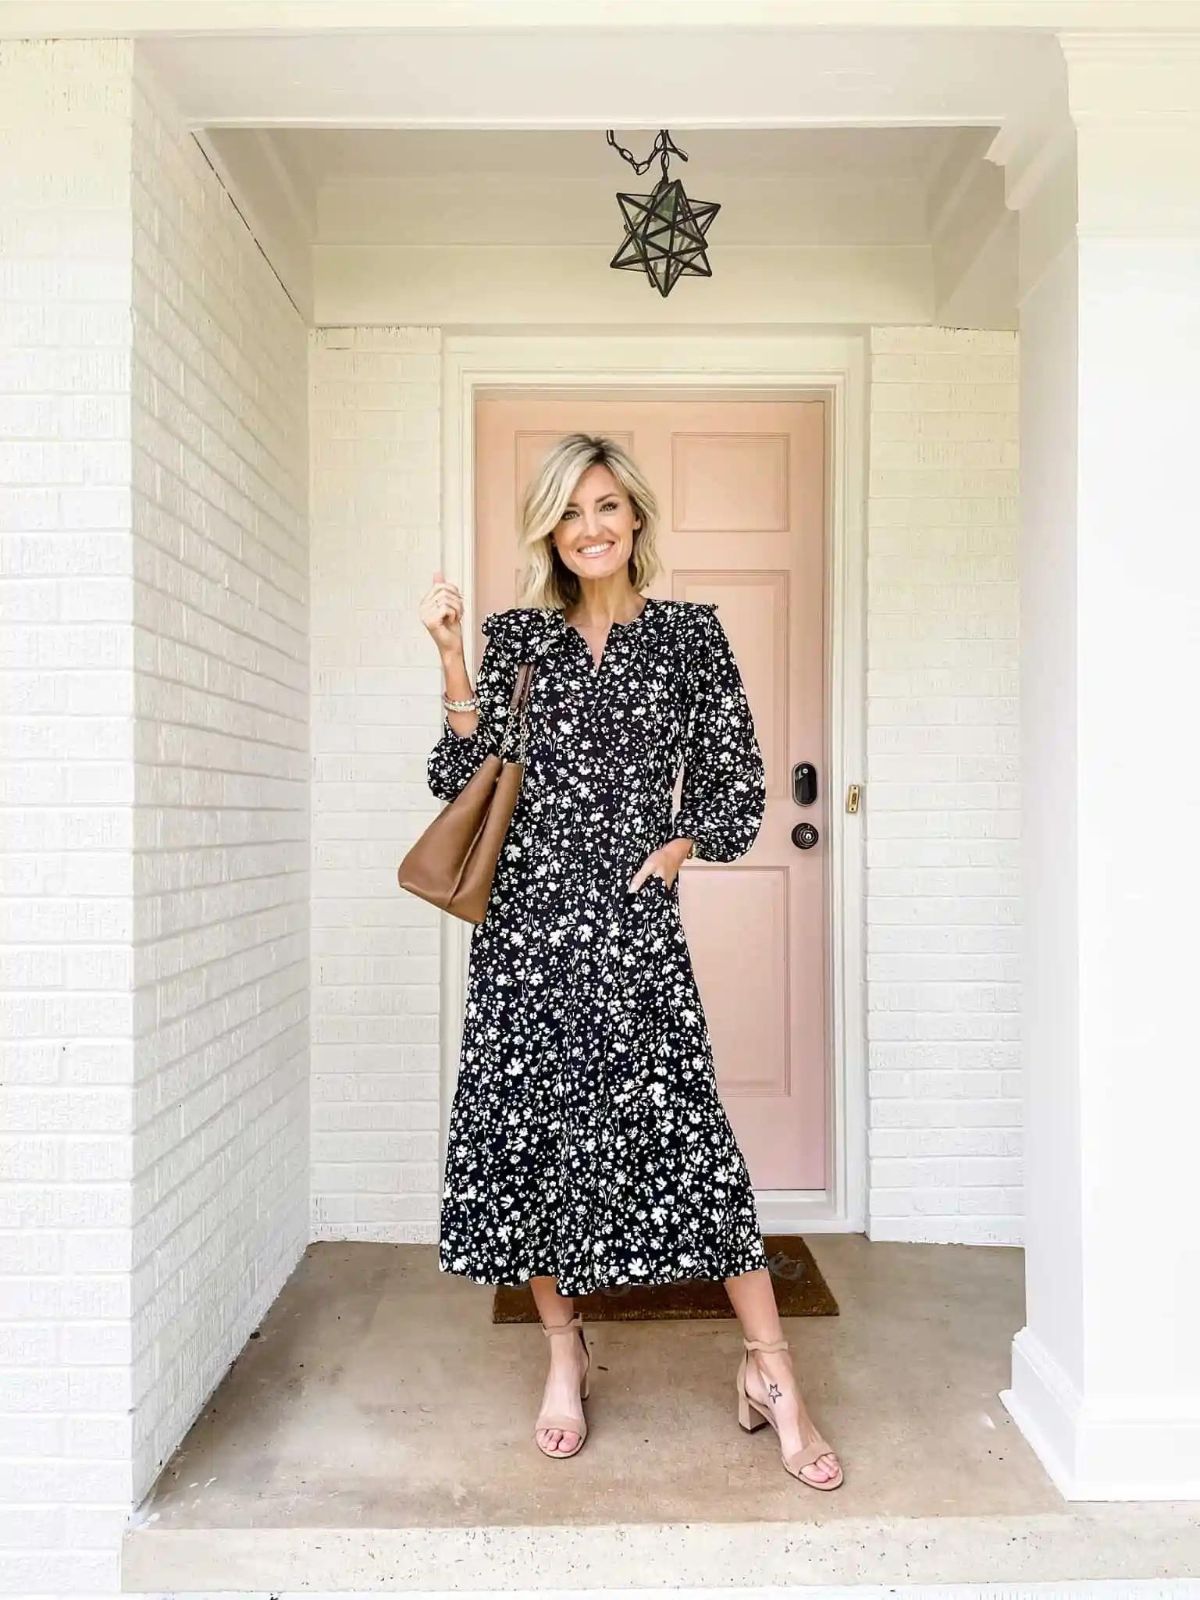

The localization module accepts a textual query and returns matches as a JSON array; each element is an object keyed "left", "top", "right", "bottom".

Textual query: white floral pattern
[{"left": 427, "top": 596, "right": 770, "bottom": 1295}]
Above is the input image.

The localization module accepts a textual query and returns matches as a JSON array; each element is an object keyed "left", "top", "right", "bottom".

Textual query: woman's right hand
[{"left": 421, "top": 571, "right": 465, "bottom": 656}]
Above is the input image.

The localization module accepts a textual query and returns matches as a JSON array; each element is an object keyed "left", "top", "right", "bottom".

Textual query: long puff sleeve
[
  {"left": 667, "top": 604, "right": 767, "bottom": 863},
  {"left": 426, "top": 612, "right": 520, "bottom": 804}
]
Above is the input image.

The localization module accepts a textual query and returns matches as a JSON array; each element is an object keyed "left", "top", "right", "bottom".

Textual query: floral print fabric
[{"left": 427, "top": 596, "right": 770, "bottom": 1295}]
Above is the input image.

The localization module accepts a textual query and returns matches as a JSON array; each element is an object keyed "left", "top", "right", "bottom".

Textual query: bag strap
[{"left": 497, "top": 659, "right": 535, "bottom": 764}]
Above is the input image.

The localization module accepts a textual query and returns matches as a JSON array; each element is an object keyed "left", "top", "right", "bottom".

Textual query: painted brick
[
  {"left": 0, "top": 37, "right": 137, "bottom": 1596},
  {"left": 0, "top": 36, "right": 309, "bottom": 1594},
  {"left": 126, "top": 58, "right": 309, "bottom": 1505},
  {"left": 866, "top": 326, "right": 1022, "bottom": 1246},
  {"left": 309, "top": 326, "right": 444, "bottom": 1243}
]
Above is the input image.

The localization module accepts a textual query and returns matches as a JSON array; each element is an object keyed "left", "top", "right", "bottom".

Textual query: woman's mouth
[{"left": 577, "top": 543, "right": 614, "bottom": 560}]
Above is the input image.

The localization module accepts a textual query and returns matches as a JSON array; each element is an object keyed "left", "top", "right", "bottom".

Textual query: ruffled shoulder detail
[
  {"left": 480, "top": 608, "right": 525, "bottom": 641},
  {"left": 677, "top": 599, "right": 720, "bottom": 628},
  {"left": 480, "top": 606, "right": 565, "bottom": 656}
]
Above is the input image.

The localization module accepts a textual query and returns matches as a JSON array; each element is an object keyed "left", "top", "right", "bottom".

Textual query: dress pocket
[{"left": 640, "top": 873, "right": 681, "bottom": 913}]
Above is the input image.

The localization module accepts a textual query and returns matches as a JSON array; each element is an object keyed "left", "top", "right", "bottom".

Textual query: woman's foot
[
  {"left": 743, "top": 1344, "right": 841, "bottom": 1487},
  {"left": 535, "top": 1321, "right": 589, "bottom": 1456}
]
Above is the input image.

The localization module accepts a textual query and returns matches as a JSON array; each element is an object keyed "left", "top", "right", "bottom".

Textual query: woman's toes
[
  {"left": 800, "top": 1452, "right": 840, "bottom": 1485},
  {"left": 537, "top": 1426, "right": 580, "bottom": 1454}
]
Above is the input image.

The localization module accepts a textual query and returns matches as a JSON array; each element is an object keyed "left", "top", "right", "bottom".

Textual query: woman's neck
[{"left": 564, "top": 584, "right": 646, "bottom": 628}]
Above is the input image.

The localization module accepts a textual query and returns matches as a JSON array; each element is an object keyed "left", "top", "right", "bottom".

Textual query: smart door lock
[{"left": 792, "top": 762, "right": 818, "bottom": 806}]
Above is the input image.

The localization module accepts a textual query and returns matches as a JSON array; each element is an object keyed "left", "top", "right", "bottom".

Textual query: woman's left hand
[{"left": 628, "top": 841, "right": 691, "bottom": 894}]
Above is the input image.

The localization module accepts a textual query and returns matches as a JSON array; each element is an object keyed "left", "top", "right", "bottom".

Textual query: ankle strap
[
  {"left": 541, "top": 1313, "right": 583, "bottom": 1337},
  {"left": 743, "top": 1335, "right": 789, "bottom": 1353}
]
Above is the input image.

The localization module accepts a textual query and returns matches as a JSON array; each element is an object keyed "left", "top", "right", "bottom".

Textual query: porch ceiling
[{"left": 210, "top": 124, "right": 987, "bottom": 250}]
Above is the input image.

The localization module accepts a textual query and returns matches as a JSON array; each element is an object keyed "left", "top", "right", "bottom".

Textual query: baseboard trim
[{"left": 1003, "top": 1324, "right": 1200, "bottom": 1499}]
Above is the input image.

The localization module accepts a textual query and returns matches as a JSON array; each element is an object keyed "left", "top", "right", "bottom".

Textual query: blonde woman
[{"left": 419, "top": 433, "right": 842, "bottom": 1489}]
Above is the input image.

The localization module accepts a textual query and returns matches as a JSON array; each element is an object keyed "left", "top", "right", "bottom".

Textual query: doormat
[{"left": 491, "top": 1235, "right": 838, "bottom": 1324}]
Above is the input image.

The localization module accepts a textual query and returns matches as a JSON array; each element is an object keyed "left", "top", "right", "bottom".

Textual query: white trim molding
[
  {"left": 1004, "top": 1328, "right": 1200, "bottom": 1500},
  {"left": 439, "top": 332, "right": 869, "bottom": 1235}
]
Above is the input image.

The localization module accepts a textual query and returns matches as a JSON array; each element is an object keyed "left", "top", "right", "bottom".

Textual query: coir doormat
[{"left": 492, "top": 1235, "right": 838, "bottom": 1324}]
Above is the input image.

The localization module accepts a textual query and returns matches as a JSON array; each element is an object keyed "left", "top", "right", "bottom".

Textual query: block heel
[{"left": 735, "top": 1334, "right": 844, "bottom": 1491}]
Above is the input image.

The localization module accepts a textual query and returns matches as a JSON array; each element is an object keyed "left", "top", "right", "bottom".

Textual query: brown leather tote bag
[{"left": 396, "top": 657, "right": 536, "bottom": 924}]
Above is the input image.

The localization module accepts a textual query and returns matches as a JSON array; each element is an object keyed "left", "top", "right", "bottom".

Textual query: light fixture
[{"left": 606, "top": 129, "right": 720, "bottom": 298}]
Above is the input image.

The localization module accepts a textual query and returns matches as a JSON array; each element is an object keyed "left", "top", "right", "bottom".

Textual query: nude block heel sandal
[
  {"left": 534, "top": 1312, "right": 591, "bottom": 1459},
  {"left": 736, "top": 1334, "right": 844, "bottom": 1491}
]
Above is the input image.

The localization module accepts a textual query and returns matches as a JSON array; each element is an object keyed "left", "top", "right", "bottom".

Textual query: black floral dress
[{"left": 426, "top": 596, "right": 770, "bottom": 1295}]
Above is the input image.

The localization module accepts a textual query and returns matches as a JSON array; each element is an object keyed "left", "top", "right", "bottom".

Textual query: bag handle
[{"left": 497, "top": 659, "right": 535, "bottom": 765}]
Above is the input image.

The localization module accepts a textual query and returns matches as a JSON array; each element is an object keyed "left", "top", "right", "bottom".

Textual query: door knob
[{"left": 791, "top": 821, "right": 819, "bottom": 851}]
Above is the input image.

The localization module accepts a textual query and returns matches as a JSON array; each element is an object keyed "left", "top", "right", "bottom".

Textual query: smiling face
[{"left": 550, "top": 462, "right": 643, "bottom": 587}]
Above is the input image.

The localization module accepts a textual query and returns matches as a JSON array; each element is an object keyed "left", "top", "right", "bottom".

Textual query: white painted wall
[
  {"left": 0, "top": 38, "right": 310, "bottom": 1593},
  {"left": 865, "top": 326, "right": 1022, "bottom": 1245},
  {"left": 316, "top": 243, "right": 933, "bottom": 329},
  {"left": 0, "top": 39, "right": 138, "bottom": 1598},
  {"left": 309, "top": 326, "right": 442, "bottom": 1242},
  {"left": 129, "top": 59, "right": 310, "bottom": 1498},
  {"left": 1009, "top": 227, "right": 1084, "bottom": 1455}
]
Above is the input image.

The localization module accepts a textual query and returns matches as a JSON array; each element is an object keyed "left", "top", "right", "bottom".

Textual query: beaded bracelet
[{"left": 442, "top": 692, "right": 479, "bottom": 712}]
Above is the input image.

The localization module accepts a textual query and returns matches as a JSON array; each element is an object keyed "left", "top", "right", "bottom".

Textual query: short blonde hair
[{"left": 516, "top": 433, "right": 662, "bottom": 610}]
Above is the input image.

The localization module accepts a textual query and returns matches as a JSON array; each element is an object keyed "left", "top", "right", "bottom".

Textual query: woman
[{"left": 420, "top": 432, "right": 842, "bottom": 1489}]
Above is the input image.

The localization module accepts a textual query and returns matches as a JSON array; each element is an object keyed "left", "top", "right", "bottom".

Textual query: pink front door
[{"left": 476, "top": 394, "right": 829, "bottom": 1191}]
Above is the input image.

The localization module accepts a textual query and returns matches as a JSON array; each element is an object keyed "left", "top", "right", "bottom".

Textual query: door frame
[{"left": 439, "top": 332, "right": 868, "bottom": 1233}]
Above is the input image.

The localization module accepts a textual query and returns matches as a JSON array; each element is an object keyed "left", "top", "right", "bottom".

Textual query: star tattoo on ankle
[{"left": 768, "top": 1380, "right": 783, "bottom": 1402}]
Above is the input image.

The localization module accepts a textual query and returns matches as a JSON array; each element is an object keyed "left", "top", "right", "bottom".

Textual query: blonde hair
[{"left": 516, "top": 433, "right": 662, "bottom": 610}]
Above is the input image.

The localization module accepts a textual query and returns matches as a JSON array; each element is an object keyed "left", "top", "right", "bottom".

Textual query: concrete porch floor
[{"left": 122, "top": 1237, "right": 1200, "bottom": 1591}]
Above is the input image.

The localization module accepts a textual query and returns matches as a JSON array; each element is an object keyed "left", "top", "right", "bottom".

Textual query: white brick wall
[
  {"left": 128, "top": 62, "right": 310, "bottom": 1496},
  {"left": 0, "top": 39, "right": 138, "bottom": 1598},
  {"left": 866, "top": 325, "right": 1022, "bottom": 1245},
  {"left": 309, "top": 328, "right": 443, "bottom": 1241},
  {"left": 0, "top": 39, "right": 310, "bottom": 1596}
]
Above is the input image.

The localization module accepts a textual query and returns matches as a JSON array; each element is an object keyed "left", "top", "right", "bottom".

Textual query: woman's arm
[
  {"left": 426, "top": 613, "right": 519, "bottom": 803},
  {"left": 666, "top": 604, "right": 766, "bottom": 863}
]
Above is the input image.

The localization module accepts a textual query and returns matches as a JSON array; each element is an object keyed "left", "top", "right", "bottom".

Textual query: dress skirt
[{"left": 425, "top": 596, "right": 770, "bottom": 1297}]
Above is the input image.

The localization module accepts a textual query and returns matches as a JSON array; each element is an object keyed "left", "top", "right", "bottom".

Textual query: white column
[{"left": 990, "top": 34, "right": 1200, "bottom": 1499}]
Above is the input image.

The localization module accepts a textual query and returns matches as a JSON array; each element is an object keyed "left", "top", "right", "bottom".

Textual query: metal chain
[
  {"left": 498, "top": 663, "right": 534, "bottom": 764},
  {"left": 606, "top": 129, "right": 690, "bottom": 184}
]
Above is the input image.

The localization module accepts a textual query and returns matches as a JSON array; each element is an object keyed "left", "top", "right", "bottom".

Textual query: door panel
[{"left": 476, "top": 394, "right": 828, "bottom": 1191}]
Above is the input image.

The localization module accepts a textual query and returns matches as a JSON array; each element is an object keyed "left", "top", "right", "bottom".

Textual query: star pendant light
[{"left": 606, "top": 129, "right": 720, "bottom": 298}]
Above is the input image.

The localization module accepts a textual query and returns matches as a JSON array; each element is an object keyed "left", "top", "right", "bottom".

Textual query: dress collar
[{"left": 528, "top": 595, "right": 663, "bottom": 658}]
